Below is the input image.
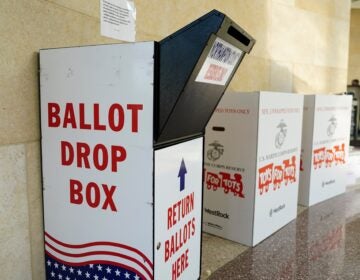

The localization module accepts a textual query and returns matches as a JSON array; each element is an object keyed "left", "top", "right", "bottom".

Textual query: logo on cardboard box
[
  {"left": 275, "top": 120, "right": 287, "bottom": 149},
  {"left": 204, "top": 170, "right": 244, "bottom": 198},
  {"left": 206, "top": 141, "right": 224, "bottom": 162},
  {"left": 327, "top": 116, "right": 337, "bottom": 137}
]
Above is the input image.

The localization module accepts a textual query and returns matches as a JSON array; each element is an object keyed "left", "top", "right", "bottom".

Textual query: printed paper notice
[
  {"left": 195, "top": 37, "right": 243, "bottom": 86},
  {"left": 100, "top": 0, "right": 136, "bottom": 42}
]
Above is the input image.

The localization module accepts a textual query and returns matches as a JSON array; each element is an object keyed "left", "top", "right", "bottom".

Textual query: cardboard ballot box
[
  {"left": 203, "top": 91, "right": 303, "bottom": 247},
  {"left": 298, "top": 95, "right": 352, "bottom": 207},
  {"left": 39, "top": 10, "right": 255, "bottom": 280}
]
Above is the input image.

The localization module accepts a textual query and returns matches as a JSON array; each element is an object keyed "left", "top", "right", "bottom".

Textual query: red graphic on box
[
  {"left": 325, "top": 149, "right": 334, "bottom": 168},
  {"left": 44, "top": 231, "right": 153, "bottom": 280},
  {"left": 258, "top": 155, "right": 297, "bottom": 195},
  {"left": 313, "top": 147, "right": 326, "bottom": 169},
  {"left": 311, "top": 143, "right": 346, "bottom": 170},
  {"left": 258, "top": 163, "right": 273, "bottom": 195},
  {"left": 272, "top": 165, "right": 283, "bottom": 190},
  {"left": 334, "top": 143, "right": 345, "bottom": 165},
  {"left": 204, "top": 64, "right": 228, "bottom": 82},
  {"left": 283, "top": 156, "right": 296, "bottom": 185},
  {"left": 204, "top": 170, "right": 244, "bottom": 198}
]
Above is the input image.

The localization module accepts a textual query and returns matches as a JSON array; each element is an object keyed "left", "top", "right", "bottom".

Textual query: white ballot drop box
[
  {"left": 298, "top": 95, "right": 352, "bottom": 207},
  {"left": 203, "top": 91, "right": 303, "bottom": 246},
  {"left": 39, "top": 10, "right": 255, "bottom": 280}
]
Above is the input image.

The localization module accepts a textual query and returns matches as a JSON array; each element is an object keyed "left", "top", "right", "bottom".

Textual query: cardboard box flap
[{"left": 155, "top": 9, "right": 255, "bottom": 146}]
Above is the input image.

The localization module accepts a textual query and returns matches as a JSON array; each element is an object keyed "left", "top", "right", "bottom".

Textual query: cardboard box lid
[{"left": 154, "top": 9, "right": 255, "bottom": 147}]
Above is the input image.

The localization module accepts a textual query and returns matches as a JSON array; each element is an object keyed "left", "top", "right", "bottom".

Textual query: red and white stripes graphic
[{"left": 44, "top": 232, "right": 153, "bottom": 279}]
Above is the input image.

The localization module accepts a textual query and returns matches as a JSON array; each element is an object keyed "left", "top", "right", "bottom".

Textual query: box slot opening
[
  {"left": 227, "top": 26, "right": 250, "bottom": 46},
  {"left": 212, "top": 126, "right": 225, "bottom": 131}
]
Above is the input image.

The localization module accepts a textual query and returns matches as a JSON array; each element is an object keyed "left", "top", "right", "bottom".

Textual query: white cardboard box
[
  {"left": 203, "top": 91, "right": 304, "bottom": 246},
  {"left": 299, "top": 95, "right": 352, "bottom": 207}
]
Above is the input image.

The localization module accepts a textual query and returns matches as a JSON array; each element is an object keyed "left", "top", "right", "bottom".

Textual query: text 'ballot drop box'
[
  {"left": 299, "top": 95, "right": 352, "bottom": 207},
  {"left": 203, "top": 91, "right": 303, "bottom": 246},
  {"left": 39, "top": 10, "right": 255, "bottom": 280}
]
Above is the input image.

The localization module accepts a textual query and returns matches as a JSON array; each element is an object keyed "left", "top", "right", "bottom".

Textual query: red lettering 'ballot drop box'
[{"left": 39, "top": 10, "right": 255, "bottom": 280}]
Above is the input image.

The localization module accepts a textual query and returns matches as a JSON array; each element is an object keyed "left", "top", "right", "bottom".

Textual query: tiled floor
[{"left": 201, "top": 185, "right": 360, "bottom": 279}]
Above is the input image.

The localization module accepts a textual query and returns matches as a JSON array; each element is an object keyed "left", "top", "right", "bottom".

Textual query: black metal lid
[{"left": 154, "top": 9, "right": 255, "bottom": 147}]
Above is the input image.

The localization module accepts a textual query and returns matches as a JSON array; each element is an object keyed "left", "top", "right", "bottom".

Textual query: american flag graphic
[{"left": 45, "top": 232, "right": 153, "bottom": 280}]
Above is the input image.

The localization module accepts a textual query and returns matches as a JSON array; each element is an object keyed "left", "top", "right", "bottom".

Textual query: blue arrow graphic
[{"left": 178, "top": 158, "right": 187, "bottom": 192}]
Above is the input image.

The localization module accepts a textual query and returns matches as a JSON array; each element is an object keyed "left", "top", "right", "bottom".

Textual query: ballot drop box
[
  {"left": 203, "top": 91, "right": 303, "bottom": 246},
  {"left": 39, "top": 10, "right": 255, "bottom": 280},
  {"left": 298, "top": 95, "right": 352, "bottom": 207}
]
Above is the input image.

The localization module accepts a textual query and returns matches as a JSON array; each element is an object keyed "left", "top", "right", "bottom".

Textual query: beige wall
[
  {"left": 348, "top": 8, "right": 360, "bottom": 84},
  {"left": 136, "top": 0, "right": 351, "bottom": 94},
  {"left": 0, "top": 0, "right": 351, "bottom": 279}
]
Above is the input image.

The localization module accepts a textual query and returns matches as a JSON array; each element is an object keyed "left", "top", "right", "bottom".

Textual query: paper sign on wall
[{"left": 100, "top": 0, "right": 136, "bottom": 42}]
